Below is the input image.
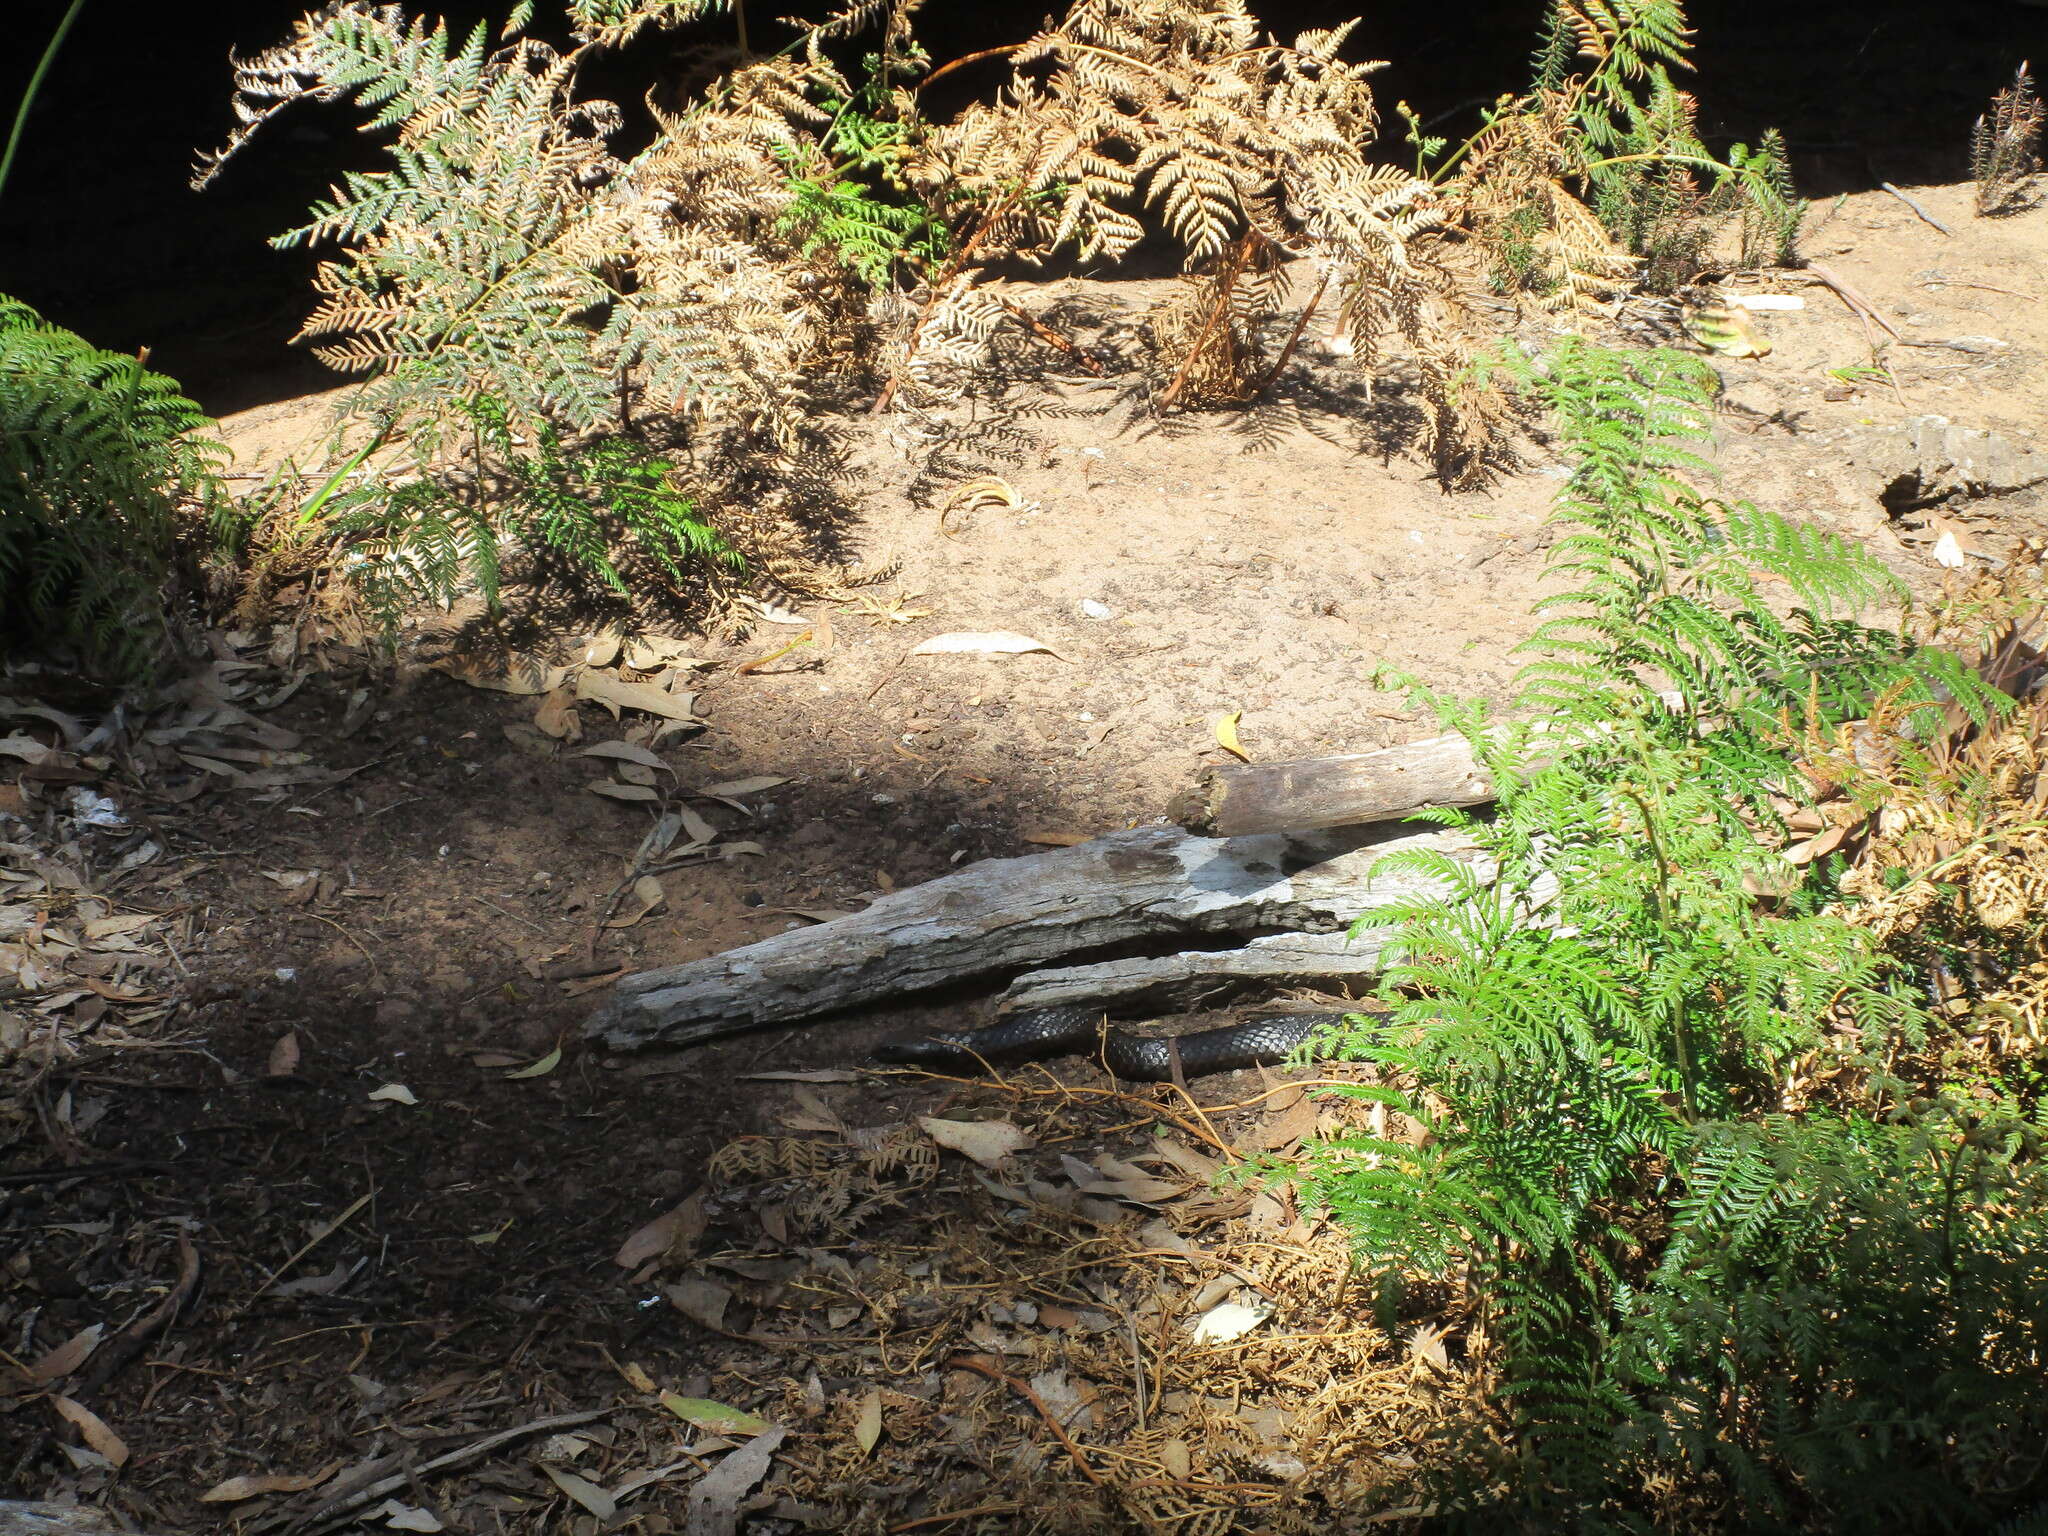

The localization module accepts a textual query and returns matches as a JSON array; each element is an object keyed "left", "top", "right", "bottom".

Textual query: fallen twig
[
  {"left": 286, "top": 1408, "right": 610, "bottom": 1532},
  {"left": 75, "top": 1234, "right": 200, "bottom": 1398},
  {"left": 945, "top": 1354, "right": 1105, "bottom": 1486},
  {"left": 1879, "top": 182, "right": 1953, "bottom": 236}
]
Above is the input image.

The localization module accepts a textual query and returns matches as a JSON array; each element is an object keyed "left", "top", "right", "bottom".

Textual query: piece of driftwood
[
  {"left": 997, "top": 929, "right": 1389, "bottom": 1017},
  {"left": 1174, "top": 734, "right": 1493, "bottom": 838},
  {"left": 585, "top": 823, "right": 1481, "bottom": 1051},
  {"left": 0, "top": 1504, "right": 176, "bottom": 1536}
]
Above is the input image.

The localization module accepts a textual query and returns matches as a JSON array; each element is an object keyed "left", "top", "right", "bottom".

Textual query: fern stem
[
  {"left": 0, "top": 0, "right": 89, "bottom": 213},
  {"left": 1618, "top": 784, "right": 1698, "bottom": 1122}
]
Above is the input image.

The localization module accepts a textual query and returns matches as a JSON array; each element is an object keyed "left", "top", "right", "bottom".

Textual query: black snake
[{"left": 872, "top": 1005, "right": 1348, "bottom": 1081}]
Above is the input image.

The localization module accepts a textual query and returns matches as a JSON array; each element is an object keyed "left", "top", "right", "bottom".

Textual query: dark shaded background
[{"left": 1, "top": 0, "right": 2039, "bottom": 415}]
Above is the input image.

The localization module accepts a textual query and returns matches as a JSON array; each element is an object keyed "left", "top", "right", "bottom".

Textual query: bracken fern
[
  {"left": 0, "top": 295, "right": 225, "bottom": 679},
  {"left": 1285, "top": 340, "right": 2047, "bottom": 1529}
]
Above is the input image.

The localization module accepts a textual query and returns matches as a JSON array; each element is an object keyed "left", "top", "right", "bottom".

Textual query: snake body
[{"left": 872, "top": 1005, "right": 1344, "bottom": 1081}]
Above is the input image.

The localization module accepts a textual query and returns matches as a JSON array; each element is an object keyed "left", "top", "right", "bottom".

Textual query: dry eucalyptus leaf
[
  {"left": 199, "top": 1465, "right": 337, "bottom": 1502},
  {"left": 853, "top": 1388, "right": 883, "bottom": 1455},
  {"left": 577, "top": 671, "right": 704, "bottom": 721},
  {"left": 371, "top": 1498, "right": 443, "bottom": 1532},
  {"left": 577, "top": 741, "right": 672, "bottom": 773},
  {"left": 432, "top": 655, "right": 568, "bottom": 696},
  {"left": 751, "top": 599, "right": 809, "bottom": 625},
  {"left": 505, "top": 1045, "right": 561, "bottom": 1079},
  {"left": 367, "top": 1083, "right": 419, "bottom": 1105},
  {"left": 266, "top": 1031, "right": 301, "bottom": 1078},
  {"left": 919, "top": 1116, "right": 1034, "bottom": 1169},
  {"left": 684, "top": 1425, "right": 788, "bottom": 1536},
  {"left": 588, "top": 781, "right": 660, "bottom": 803},
  {"left": 910, "top": 631, "right": 1069, "bottom": 661},
  {"left": 29, "top": 1324, "right": 102, "bottom": 1384},
  {"left": 82, "top": 913, "right": 153, "bottom": 940},
  {"left": 1021, "top": 830, "right": 1090, "bottom": 847},
  {"left": 52, "top": 1394, "right": 128, "bottom": 1466},
  {"left": 624, "top": 635, "right": 715, "bottom": 670},
  {"left": 580, "top": 631, "right": 624, "bottom": 668},
  {"left": 541, "top": 1464, "right": 617, "bottom": 1521},
  {"left": 700, "top": 775, "right": 788, "bottom": 797},
  {"left": 743, "top": 1068, "right": 862, "bottom": 1083},
  {"left": 614, "top": 1192, "right": 708, "bottom": 1269},
  {"left": 665, "top": 1276, "right": 733, "bottom": 1331},
  {"left": 534, "top": 687, "right": 581, "bottom": 742}
]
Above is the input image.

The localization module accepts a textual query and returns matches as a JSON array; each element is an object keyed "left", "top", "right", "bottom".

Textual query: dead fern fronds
[
  {"left": 892, "top": 0, "right": 1504, "bottom": 480},
  {"left": 1973, "top": 63, "right": 2045, "bottom": 217},
  {"left": 1442, "top": 1, "right": 1804, "bottom": 301}
]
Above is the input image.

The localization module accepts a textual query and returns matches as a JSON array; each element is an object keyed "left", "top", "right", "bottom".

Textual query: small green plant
[
  {"left": 317, "top": 394, "right": 737, "bottom": 628},
  {"left": 1973, "top": 63, "right": 2044, "bottom": 217},
  {"left": 0, "top": 295, "right": 225, "bottom": 678},
  {"left": 1449, "top": 2, "right": 1805, "bottom": 299},
  {"left": 1284, "top": 340, "right": 2048, "bottom": 1528}
]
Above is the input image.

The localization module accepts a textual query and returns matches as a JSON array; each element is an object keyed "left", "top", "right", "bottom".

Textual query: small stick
[
  {"left": 229, "top": 1189, "right": 372, "bottom": 1320},
  {"left": 1249, "top": 270, "right": 1332, "bottom": 398},
  {"left": 945, "top": 1354, "right": 1105, "bottom": 1486},
  {"left": 1804, "top": 261, "right": 1903, "bottom": 341},
  {"left": 1879, "top": 182, "right": 1953, "bottom": 236},
  {"left": 995, "top": 299, "right": 1104, "bottom": 375}
]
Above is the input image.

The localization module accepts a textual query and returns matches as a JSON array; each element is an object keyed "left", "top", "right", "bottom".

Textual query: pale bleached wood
[
  {"left": 0, "top": 1504, "right": 177, "bottom": 1536},
  {"left": 583, "top": 824, "right": 1480, "bottom": 1051},
  {"left": 997, "top": 929, "right": 1389, "bottom": 1017},
  {"left": 1177, "top": 734, "right": 1493, "bottom": 838}
]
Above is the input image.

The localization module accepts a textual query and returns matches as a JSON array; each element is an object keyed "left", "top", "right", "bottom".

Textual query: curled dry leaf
[
  {"left": 266, "top": 1031, "right": 301, "bottom": 1077},
  {"left": 52, "top": 1394, "right": 129, "bottom": 1466},
  {"left": 919, "top": 1116, "right": 1035, "bottom": 1169},
  {"left": 614, "top": 1191, "right": 707, "bottom": 1269},
  {"left": 534, "top": 687, "right": 582, "bottom": 742},
  {"left": 910, "top": 631, "right": 1070, "bottom": 661},
  {"left": 1214, "top": 710, "right": 1250, "bottom": 763},
  {"left": 200, "top": 1464, "right": 338, "bottom": 1503}
]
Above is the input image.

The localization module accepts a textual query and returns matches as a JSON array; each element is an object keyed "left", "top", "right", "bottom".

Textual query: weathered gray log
[
  {"left": 584, "top": 823, "right": 1481, "bottom": 1051},
  {"left": 1176, "top": 733, "right": 1493, "bottom": 838},
  {"left": 0, "top": 1504, "right": 177, "bottom": 1536},
  {"left": 997, "top": 929, "right": 1390, "bottom": 1017}
]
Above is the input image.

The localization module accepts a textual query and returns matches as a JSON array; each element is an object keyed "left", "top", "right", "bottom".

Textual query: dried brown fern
[{"left": 1973, "top": 63, "right": 2045, "bottom": 217}]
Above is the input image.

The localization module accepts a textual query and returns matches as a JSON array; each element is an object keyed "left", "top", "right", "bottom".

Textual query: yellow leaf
[
  {"left": 853, "top": 1388, "right": 883, "bottom": 1455},
  {"left": 506, "top": 1045, "right": 561, "bottom": 1079},
  {"left": 1214, "top": 711, "right": 1250, "bottom": 762}
]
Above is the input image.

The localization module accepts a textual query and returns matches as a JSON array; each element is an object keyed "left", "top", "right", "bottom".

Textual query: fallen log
[
  {"left": 996, "top": 929, "right": 1389, "bottom": 1017},
  {"left": 1174, "top": 733, "right": 1493, "bottom": 838},
  {"left": 584, "top": 823, "right": 1480, "bottom": 1051}
]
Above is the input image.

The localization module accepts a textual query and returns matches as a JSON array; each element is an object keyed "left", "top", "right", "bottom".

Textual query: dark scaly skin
[{"left": 872, "top": 1006, "right": 1345, "bottom": 1081}]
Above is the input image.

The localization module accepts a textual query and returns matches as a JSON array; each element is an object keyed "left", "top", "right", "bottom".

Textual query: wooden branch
[
  {"left": 997, "top": 929, "right": 1388, "bottom": 1017},
  {"left": 1175, "top": 734, "right": 1494, "bottom": 838},
  {"left": 583, "top": 824, "right": 1480, "bottom": 1051},
  {"left": 0, "top": 1504, "right": 178, "bottom": 1536}
]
